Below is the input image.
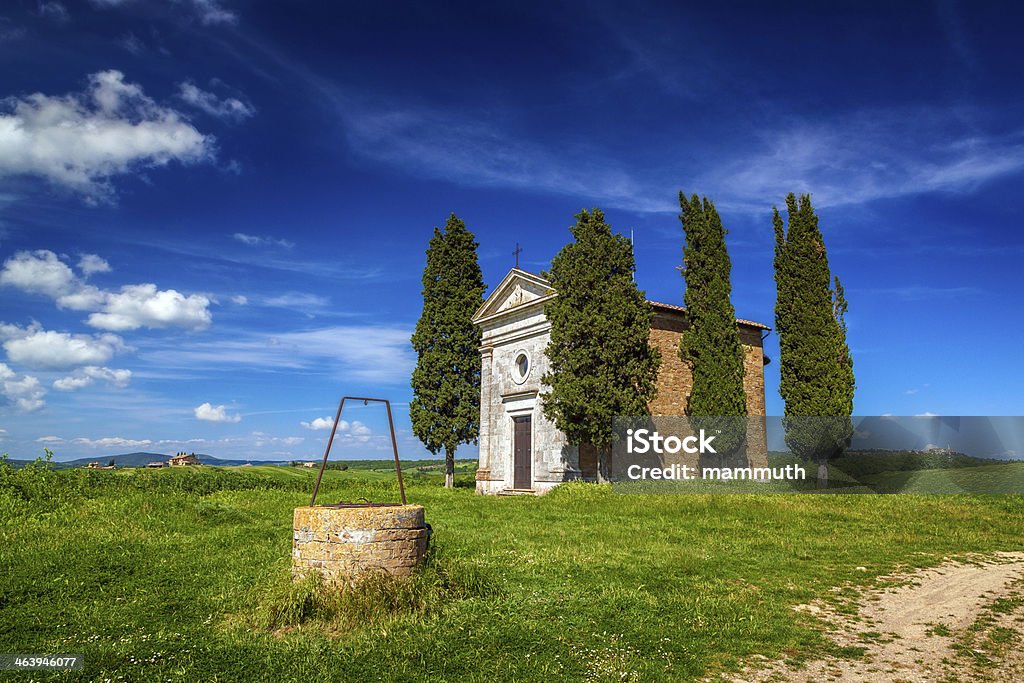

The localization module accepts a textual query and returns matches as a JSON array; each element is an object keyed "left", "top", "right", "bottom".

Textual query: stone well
[{"left": 291, "top": 504, "right": 429, "bottom": 582}]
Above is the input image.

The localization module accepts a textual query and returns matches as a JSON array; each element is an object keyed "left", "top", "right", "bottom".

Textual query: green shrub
[{"left": 0, "top": 448, "right": 61, "bottom": 503}]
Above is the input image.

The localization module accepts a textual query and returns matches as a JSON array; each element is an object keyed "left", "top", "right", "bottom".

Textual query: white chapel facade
[{"left": 472, "top": 268, "right": 771, "bottom": 495}]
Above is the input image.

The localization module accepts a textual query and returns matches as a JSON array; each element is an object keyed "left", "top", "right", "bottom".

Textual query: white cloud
[
  {"left": 301, "top": 416, "right": 345, "bottom": 431},
  {"left": 1, "top": 250, "right": 213, "bottom": 330},
  {"left": 57, "top": 285, "right": 107, "bottom": 311},
  {"left": 0, "top": 70, "right": 213, "bottom": 200},
  {"left": 300, "top": 417, "right": 369, "bottom": 443},
  {"left": 35, "top": 435, "right": 63, "bottom": 443},
  {"left": 78, "top": 254, "right": 111, "bottom": 275},
  {"left": 87, "top": 283, "right": 211, "bottom": 331},
  {"left": 0, "top": 250, "right": 77, "bottom": 298},
  {"left": 233, "top": 233, "right": 294, "bottom": 248},
  {"left": 0, "top": 321, "right": 40, "bottom": 341},
  {"left": 231, "top": 294, "right": 248, "bottom": 305},
  {"left": 179, "top": 82, "right": 254, "bottom": 121},
  {"left": 0, "top": 362, "right": 46, "bottom": 412},
  {"left": 52, "top": 375, "right": 91, "bottom": 391},
  {"left": 3, "top": 329, "right": 126, "bottom": 370},
  {"left": 72, "top": 436, "right": 152, "bottom": 449},
  {"left": 53, "top": 365, "right": 132, "bottom": 391},
  {"left": 194, "top": 402, "right": 241, "bottom": 423}
]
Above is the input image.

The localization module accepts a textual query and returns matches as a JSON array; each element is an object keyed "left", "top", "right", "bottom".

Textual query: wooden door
[{"left": 513, "top": 416, "right": 532, "bottom": 489}]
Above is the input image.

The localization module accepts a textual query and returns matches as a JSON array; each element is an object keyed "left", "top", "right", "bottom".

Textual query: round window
[{"left": 511, "top": 350, "right": 531, "bottom": 384}]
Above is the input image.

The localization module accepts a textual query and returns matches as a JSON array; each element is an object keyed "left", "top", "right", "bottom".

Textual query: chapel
[{"left": 472, "top": 268, "right": 770, "bottom": 494}]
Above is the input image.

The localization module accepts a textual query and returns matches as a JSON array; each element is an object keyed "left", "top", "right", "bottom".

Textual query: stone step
[{"left": 498, "top": 488, "right": 537, "bottom": 496}]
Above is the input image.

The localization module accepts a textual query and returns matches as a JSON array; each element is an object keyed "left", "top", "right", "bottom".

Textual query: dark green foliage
[
  {"left": 541, "top": 208, "right": 661, "bottom": 480},
  {"left": 678, "top": 193, "right": 748, "bottom": 455},
  {"left": 773, "top": 193, "right": 856, "bottom": 461},
  {"left": 410, "top": 214, "right": 486, "bottom": 487}
]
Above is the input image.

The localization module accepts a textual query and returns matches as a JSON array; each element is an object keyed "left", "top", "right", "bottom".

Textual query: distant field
[{"left": 2, "top": 457, "right": 1023, "bottom": 681}]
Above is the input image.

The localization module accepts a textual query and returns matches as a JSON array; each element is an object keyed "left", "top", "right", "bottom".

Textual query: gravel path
[{"left": 723, "top": 552, "right": 1024, "bottom": 682}]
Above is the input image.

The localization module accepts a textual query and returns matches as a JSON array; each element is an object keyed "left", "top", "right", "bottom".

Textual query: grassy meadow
[{"left": 2, "top": 454, "right": 1024, "bottom": 681}]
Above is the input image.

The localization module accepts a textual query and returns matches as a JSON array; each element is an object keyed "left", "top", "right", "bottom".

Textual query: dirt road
[{"left": 725, "top": 552, "right": 1024, "bottom": 682}]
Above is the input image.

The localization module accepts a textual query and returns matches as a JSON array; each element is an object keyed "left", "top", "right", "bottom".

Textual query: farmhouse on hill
[
  {"left": 169, "top": 452, "right": 201, "bottom": 466},
  {"left": 472, "top": 268, "right": 770, "bottom": 495}
]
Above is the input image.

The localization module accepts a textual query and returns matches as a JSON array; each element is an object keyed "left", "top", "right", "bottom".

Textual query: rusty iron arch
[{"left": 309, "top": 396, "right": 407, "bottom": 506}]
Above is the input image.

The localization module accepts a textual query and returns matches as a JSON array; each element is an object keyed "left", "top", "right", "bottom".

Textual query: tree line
[{"left": 411, "top": 194, "right": 855, "bottom": 487}]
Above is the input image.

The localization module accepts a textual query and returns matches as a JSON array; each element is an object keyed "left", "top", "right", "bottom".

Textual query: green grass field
[{"left": 2, "top": 456, "right": 1024, "bottom": 681}]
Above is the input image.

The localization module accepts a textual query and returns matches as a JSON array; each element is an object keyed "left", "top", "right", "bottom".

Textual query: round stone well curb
[{"left": 292, "top": 504, "right": 429, "bottom": 582}]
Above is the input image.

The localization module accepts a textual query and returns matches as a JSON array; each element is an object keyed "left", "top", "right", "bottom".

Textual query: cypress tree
[
  {"left": 410, "top": 213, "right": 486, "bottom": 488},
  {"left": 541, "top": 208, "right": 661, "bottom": 482},
  {"left": 773, "top": 193, "right": 855, "bottom": 464},
  {"left": 678, "top": 193, "right": 747, "bottom": 458}
]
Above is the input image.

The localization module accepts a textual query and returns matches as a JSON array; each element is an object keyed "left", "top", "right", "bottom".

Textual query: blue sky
[{"left": 0, "top": 1, "right": 1021, "bottom": 462}]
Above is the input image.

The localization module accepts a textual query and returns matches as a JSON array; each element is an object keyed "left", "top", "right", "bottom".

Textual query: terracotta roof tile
[{"left": 647, "top": 300, "right": 770, "bottom": 331}]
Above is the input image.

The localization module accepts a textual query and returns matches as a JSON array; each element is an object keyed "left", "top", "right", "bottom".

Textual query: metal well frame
[{"left": 309, "top": 396, "right": 407, "bottom": 507}]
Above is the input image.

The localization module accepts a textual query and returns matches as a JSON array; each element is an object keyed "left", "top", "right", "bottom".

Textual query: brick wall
[
  {"left": 647, "top": 311, "right": 766, "bottom": 417},
  {"left": 292, "top": 505, "right": 429, "bottom": 582},
  {"left": 644, "top": 310, "right": 768, "bottom": 467}
]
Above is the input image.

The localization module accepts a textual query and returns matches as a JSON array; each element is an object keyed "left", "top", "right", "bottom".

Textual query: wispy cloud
[
  {"left": 90, "top": 0, "right": 237, "bottom": 26},
  {"left": 855, "top": 285, "right": 983, "bottom": 301},
  {"left": 73, "top": 435, "right": 152, "bottom": 449},
  {"left": 129, "top": 236, "right": 384, "bottom": 282},
  {"left": 53, "top": 365, "right": 132, "bottom": 391},
  {"left": 335, "top": 94, "right": 1024, "bottom": 215},
  {"left": 233, "top": 232, "right": 293, "bottom": 248},
  {"left": 341, "top": 103, "right": 674, "bottom": 213},
  {"left": 259, "top": 292, "right": 329, "bottom": 311},
  {"left": 694, "top": 109, "right": 1024, "bottom": 211},
  {"left": 140, "top": 324, "right": 414, "bottom": 384},
  {"left": 180, "top": 82, "right": 254, "bottom": 121},
  {"left": 37, "top": 2, "right": 70, "bottom": 23}
]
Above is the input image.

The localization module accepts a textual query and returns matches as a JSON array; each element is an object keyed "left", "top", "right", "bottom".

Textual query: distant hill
[{"left": 3, "top": 452, "right": 290, "bottom": 469}]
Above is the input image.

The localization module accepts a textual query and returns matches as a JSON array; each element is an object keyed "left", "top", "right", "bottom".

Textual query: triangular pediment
[{"left": 472, "top": 268, "right": 555, "bottom": 323}]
